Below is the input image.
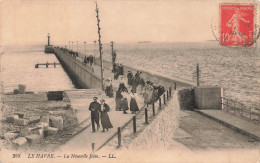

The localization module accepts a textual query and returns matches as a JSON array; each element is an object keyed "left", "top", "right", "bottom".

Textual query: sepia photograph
[{"left": 0, "top": 0, "right": 259, "bottom": 162}]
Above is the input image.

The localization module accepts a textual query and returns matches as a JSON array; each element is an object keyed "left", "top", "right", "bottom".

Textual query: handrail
[
  {"left": 96, "top": 87, "right": 173, "bottom": 151},
  {"left": 220, "top": 97, "right": 260, "bottom": 121}
]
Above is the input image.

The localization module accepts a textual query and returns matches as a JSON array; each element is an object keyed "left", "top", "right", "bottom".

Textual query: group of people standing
[
  {"left": 115, "top": 76, "right": 140, "bottom": 114},
  {"left": 127, "top": 71, "right": 145, "bottom": 93},
  {"left": 113, "top": 63, "right": 124, "bottom": 80},
  {"left": 127, "top": 70, "right": 165, "bottom": 105},
  {"left": 84, "top": 55, "right": 94, "bottom": 66},
  {"left": 143, "top": 81, "right": 165, "bottom": 105},
  {"left": 89, "top": 97, "right": 113, "bottom": 132},
  {"left": 57, "top": 47, "right": 79, "bottom": 58}
]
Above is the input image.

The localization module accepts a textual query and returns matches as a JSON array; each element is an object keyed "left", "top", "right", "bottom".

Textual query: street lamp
[
  {"left": 84, "top": 42, "right": 86, "bottom": 56},
  {"left": 72, "top": 42, "right": 74, "bottom": 51}
]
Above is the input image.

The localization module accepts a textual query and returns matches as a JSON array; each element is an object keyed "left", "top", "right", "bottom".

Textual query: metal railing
[
  {"left": 221, "top": 97, "right": 260, "bottom": 121},
  {"left": 94, "top": 86, "right": 174, "bottom": 151}
]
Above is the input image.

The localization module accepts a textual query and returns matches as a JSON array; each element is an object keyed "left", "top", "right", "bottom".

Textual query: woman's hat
[
  {"left": 100, "top": 99, "right": 105, "bottom": 102},
  {"left": 93, "top": 97, "right": 98, "bottom": 100}
]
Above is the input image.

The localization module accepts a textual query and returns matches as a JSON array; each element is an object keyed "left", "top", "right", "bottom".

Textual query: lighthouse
[{"left": 45, "top": 33, "right": 54, "bottom": 53}]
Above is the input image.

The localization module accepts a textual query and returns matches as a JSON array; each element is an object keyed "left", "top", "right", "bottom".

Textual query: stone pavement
[
  {"left": 174, "top": 110, "right": 259, "bottom": 150},
  {"left": 57, "top": 61, "right": 146, "bottom": 152},
  {"left": 194, "top": 109, "right": 260, "bottom": 141},
  {"left": 57, "top": 90, "right": 145, "bottom": 152}
]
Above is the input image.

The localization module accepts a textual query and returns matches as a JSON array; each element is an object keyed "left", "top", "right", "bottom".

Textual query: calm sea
[
  {"left": 0, "top": 45, "right": 75, "bottom": 93},
  {"left": 1, "top": 42, "right": 259, "bottom": 107}
]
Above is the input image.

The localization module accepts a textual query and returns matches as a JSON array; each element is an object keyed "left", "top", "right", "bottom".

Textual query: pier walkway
[
  {"left": 174, "top": 110, "right": 259, "bottom": 150},
  {"left": 57, "top": 89, "right": 145, "bottom": 152},
  {"left": 54, "top": 49, "right": 259, "bottom": 151},
  {"left": 194, "top": 109, "right": 260, "bottom": 141}
]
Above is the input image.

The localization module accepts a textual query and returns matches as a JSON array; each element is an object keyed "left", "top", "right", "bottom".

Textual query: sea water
[{"left": 1, "top": 42, "right": 259, "bottom": 108}]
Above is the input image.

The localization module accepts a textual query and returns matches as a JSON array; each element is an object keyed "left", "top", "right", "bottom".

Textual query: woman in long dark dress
[
  {"left": 115, "top": 90, "right": 123, "bottom": 111},
  {"left": 130, "top": 90, "right": 139, "bottom": 114},
  {"left": 100, "top": 99, "right": 113, "bottom": 132},
  {"left": 121, "top": 91, "right": 129, "bottom": 114}
]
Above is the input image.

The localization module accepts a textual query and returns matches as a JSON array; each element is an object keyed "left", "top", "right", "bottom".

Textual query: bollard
[
  {"left": 163, "top": 94, "right": 166, "bottom": 104},
  {"left": 54, "top": 62, "right": 56, "bottom": 68},
  {"left": 46, "top": 63, "right": 48, "bottom": 68},
  {"left": 174, "top": 82, "right": 177, "bottom": 90},
  {"left": 145, "top": 108, "right": 148, "bottom": 125},
  {"left": 92, "top": 143, "right": 95, "bottom": 153},
  {"left": 152, "top": 103, "right": 155, "bottom": 116},
  {"left": 133, "top": 116, "right": 136, "bottom": 133},
  {"left": 118, "top": 127, "right": 121, "bottom": 147},
  {"left": 159, "top": 98, "right": 161, "bottom": 110},
  {"left": 167, "top": 90, "right": 169, "bottom": 100},
  {"left": 169, "top": 87, "right": 172, "bottom": 97}
]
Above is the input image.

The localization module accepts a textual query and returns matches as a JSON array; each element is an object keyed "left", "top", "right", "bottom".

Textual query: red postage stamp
[{"left": 220, "top": 4, "right": 255, "bottom": 46}]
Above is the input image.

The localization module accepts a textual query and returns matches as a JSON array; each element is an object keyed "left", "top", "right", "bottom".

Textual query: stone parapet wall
[
  {"left": 127, "top": 92, "right": 180, "bottom": 150},
  {"left": 177, "top": 88, "right": 195, "bottom": 110},
  {"left": 54, "top": 48, "right": 102, "bottom": 89}
]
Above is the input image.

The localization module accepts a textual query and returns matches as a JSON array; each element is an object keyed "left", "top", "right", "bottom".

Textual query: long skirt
[
  {"left": 115, "top": 98, "right": 122, "bottom": 110},
  {"left": 101, "top": 112, "right": 113, "bottom": 129},
  {"left": 130, "top": 98, "right": 139, "bottom": 112},
  {"left": 121, "top": 98, "right": 129, "bottom": 111},
  {"left": 107, "top": 86, "right": 114, "bottom": 97}
]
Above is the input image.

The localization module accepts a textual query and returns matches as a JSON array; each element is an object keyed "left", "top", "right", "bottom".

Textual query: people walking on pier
[
  {"left": 89, "top": 55, "right": 94, "bottom": 66},
  {"left": 89, "top": 97, "right": 101, "bottom": 132},
  {"left": 119, "top": 64, "right": 124, "bottom": 75},
  {"left": 105, "top": 79, "right": 114, "bottom": 98},
  {"left": 100, "top": 99, "right": 113, "bottom": 132},
  {"left": 130, "top": 90, "right": 139, "bottom": 114},
  {"left": 84, "top": 56, "right": 88, "bottom": 66},
  {"left": 118, "top": 76, "right": 128, "bottom": 92},
  {"left": 121, "top": 91, "right": 129, "bottom": 114},
  {"left": 139, "top": 76, "right": 145, "bottom": 95},
  {"left": 112, "top": 51, "right": 116, "bottom": 64},
  {"left": 115, "top": 90, "right": 123, "bottom": 111},
  {"left": 127, "top": 71, "right": 133, "bottom": 86}
]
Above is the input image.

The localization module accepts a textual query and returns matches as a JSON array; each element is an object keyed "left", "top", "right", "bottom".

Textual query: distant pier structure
[{"left": 45, "top": 33, "right": 54, "bottom": 53}]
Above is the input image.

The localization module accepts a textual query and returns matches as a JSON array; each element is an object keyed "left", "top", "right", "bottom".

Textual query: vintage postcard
[{"left": 0, "top": 0, "right": 259, "bottom": 162}]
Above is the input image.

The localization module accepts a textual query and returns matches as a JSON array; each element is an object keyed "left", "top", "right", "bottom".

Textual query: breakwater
[
  {"left": 53, "top": 47, "right": 196, "bottom": 90},
  {"left": 54, "top": 47, "right": 102, "bottom": 89}
]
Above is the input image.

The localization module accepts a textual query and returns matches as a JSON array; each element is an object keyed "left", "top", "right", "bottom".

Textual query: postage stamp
[{"left": 220, "top": 4, "right": 255, "bottom": 46}]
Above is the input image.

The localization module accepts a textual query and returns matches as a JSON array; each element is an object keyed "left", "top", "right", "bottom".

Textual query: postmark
[{"left": 220, "top": 4, "right": 255, "bottom": 46}]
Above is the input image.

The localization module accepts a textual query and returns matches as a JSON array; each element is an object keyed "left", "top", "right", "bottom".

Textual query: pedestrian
[
  {"left": 130, "top": 90, "right": 139, "bottom": 114},
  {"left": 100, "top": 99, "right": 113, "bottom": 132},
  {"left": 84, "top": 56, "right": 87, "bottom": 66},
  {"left": 121, "top": 91, "right": 129, "bottom": 114},
  {"left": 127, "top": 71, "right": 133, "bottom": 86},
  {"left": 107, "top": 79, "right": 114, "bottom": 98},
  {"left": 89, "top": 97, "right": 101, "bottom": 132},
  {"left": 139, "top": 76, "right": 145, "bottom": 95},
  {"left": 115, "top": 90, "right": 123, "bottom": 111},
  {"left": 118, "top": 76, "right": 128, "bottom": 92},
  {"left": 104, "top": 79, "right": 110, "bottom": 96},
  {"left": 90, "top": 55, "right": 94, "bottom": 66}
]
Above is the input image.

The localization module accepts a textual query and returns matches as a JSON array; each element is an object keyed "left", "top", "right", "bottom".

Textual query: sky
[{"left": 0, "top": 0, "right": 259, "bottom": 45}]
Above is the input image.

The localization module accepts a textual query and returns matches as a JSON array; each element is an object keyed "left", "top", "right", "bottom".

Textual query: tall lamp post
[
  {"left": 84, "top": 42, "right": 87, "bottom": 56},
  {"left": 72, "top": 41, "right": 74, "bottom": 51}
]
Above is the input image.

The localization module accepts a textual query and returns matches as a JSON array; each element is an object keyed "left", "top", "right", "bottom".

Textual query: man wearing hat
[{"left": 89, "top": 97, "right": 101, "bottom": 132}]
